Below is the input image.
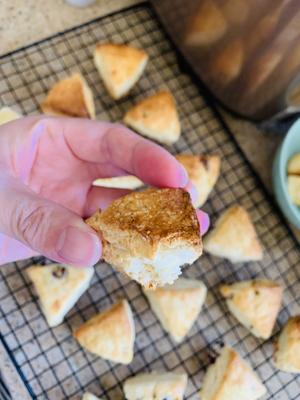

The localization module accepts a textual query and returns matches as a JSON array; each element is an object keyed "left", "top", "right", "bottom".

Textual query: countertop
[{"left": 0, "top": 1, "right": 298, "bottom": 399}]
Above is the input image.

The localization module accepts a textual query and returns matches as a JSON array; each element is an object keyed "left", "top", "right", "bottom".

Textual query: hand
[{"left": 0, "top": 116, "right": 209, "bottom": 267}]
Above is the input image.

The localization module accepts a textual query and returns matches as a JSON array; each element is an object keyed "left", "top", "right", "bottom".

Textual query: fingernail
[
  {"left": 56, "top": 226, "right": 101, "bottom": 266},
  {"left": 185, "top": 181, "right": 199, "bottom": 205},
  {"left": 178, "top": 165, "right": 189, "bottom": 187},
  {"left": 196, "top": 210, "right": 210, "bottom": 235}
]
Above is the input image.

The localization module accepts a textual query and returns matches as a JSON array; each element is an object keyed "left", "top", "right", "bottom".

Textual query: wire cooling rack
[{"left": 0, "top": 4, "right": 300, "bottom": 400}]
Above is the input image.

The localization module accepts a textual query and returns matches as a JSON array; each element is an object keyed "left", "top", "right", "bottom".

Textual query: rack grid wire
[{"left": 0, "top": 4, "right": 300, "bottom": 400}]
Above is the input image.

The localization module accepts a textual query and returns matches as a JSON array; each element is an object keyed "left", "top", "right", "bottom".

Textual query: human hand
[{"left": 0, "top": 116, "right": 209, "bottom": 266}]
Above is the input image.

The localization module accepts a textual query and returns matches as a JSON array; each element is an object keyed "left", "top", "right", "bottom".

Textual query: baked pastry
[
  {"left": 27, "top": 264, "right": 94, "bottom": 327},
  {"left": 287, "top": 153, "right": 300, "bottom": 174},
  {"left": 273, "top": 316, "right": 300, "bottom": 373},
  {"left": 185, "top": 0, "right": 227, "bottom": 47},
  {"left": 0, "top": 106, "right": 21, "bottom": 124},
  {"left": 123, "top": 371, "right": 188, "bottom": 400},
  {"left": 74, "top": 299, "right": 135, "bottom": 364},
  {"left": 287, "top": 175, "right": 300, "bottom": 205},
  {"left": 200, "top": 346, "right": 267, "bottom": 400},
  {"left": 144, "top": 277, "right": 207, "bottom": 342},
  {"left": 94, "top": 43, "right": 148, "bottom": 99},
  {"left": 220, "top": 280, "right": 283, "bottom": 339},
  {"left": 93, "top": 175, "right": 143, "bottom": 190},
  {"left": 204, "top": 205, "right": 263, "bottom": 263},
  {"left": 41, "top": 73, "right": 95, "bottom": 118},
  {"left": 86, "top": 188, "right": 202, "bottom": 289},
  {"left": 82, "top": 393, "right": 102, "bottom": 400},
  {"left": 175, "top": 154, "right": 220, "bottom": 207},
  {"left": 124, "top": 91, "right": 181, "bottom": 145}
]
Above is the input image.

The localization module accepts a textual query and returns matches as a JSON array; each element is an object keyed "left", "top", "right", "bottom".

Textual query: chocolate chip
[
  {"left": 199, "top": 155, "right": 209, "bottom": 169},
  {"left": 52, "top": 266, "right": 66, "bottom": 279}
]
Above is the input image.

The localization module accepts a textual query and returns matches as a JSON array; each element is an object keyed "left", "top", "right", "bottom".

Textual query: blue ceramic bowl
[{"left": 273, "top": 118, "right": 300, "bottom": 229}]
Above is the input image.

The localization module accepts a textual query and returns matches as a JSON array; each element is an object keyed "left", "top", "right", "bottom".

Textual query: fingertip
[{"left": 196, "top": 209, "right": 210, "bottom": 236}]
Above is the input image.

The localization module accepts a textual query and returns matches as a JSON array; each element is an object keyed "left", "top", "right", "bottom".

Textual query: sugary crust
[
  {"left": 74, "top": 300, "right": 135, "bottom": 364},
  {"left": 220, "top": 280, "right": 283, "bottom": 339},
  {"left": 41, "top": 73, "right": 95, "bottom": 118}
]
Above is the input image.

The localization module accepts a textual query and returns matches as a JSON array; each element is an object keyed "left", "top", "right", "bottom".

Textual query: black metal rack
[{"left": 0, "top": 4, "right": 299, "bottom": 399}]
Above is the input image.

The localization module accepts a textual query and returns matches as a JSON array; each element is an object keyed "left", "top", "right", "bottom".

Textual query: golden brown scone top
[
  {"left": 41, "top": 73, "right": 94, "bottom": 118},
  {"left": 88, "top": 188, "right": 200, "bottom": 246}
]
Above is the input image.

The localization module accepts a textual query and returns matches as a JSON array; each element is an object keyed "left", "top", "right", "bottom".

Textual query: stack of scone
[{"left": 6, "top": 39, "right": 296, "bottom": 400}]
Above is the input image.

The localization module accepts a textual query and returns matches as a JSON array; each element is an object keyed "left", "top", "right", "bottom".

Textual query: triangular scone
[
  {"left": 144, "top": 278, "right": 207, "bottom": 342},
  {"left": 273, "top": 316, "right": 300, "bottom": 373},
  {"left": 86, "top": 188, "right": 202, "bottom": 289},
  {"left": 94, "top": 43, "right": 148, "bottom": 100},
  {"left": 176, "top": 154, "right": 220, "bottom": 207},
  {"left": 0, "top": 106, "right": 21, "bottom": 124},
  {"left": 74, "top": 300, "right": 135, "bottom": 364},
  {"left": 124, "top": 91, "right": 181, "bottom": 145},
  {"left": 204, "top": 205, "right": 263, "bottom": 263},
  {"left": 41, "top": 73, "right": 95, "bottom": 118},
  {"left": 288, "top": 153, "right": 300, "bottom": 174},
  {"left": 200, "top": 347, "right": 267, "bottom": 400},
  {"left": 124, "top": 372, "right": 188, "bottom": 400},
  {"left": 220, "top": 280, "right": 283, "bottom": 339},
  {"left": 93, "top": 175, "right": 143, "bottom": 190},
  {"left": 27, "top": 264, "right": 94, "bottom": 327},
  {"left": 82, "top": 393, "right": 103, "bottom": 400}
]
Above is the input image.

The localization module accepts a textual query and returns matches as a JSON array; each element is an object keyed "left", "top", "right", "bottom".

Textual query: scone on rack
[
  {"left": 124, "top": 91, "right": 181, "bottom": 145},
  {"left": 41, "top": 73, "right": 95, "bottom": 118},
  {"left": 175, "top": 154, "right": 220, "bottom": 207},
  {"left": 220, "top": 280, "right": 283, "bottom": 339},
  {"left": 93, "top": 175, "right": 143, "bottom": 190},
  {"left": 144, "top": 277, "right": 207, "bottom": 342},
  {"left": 273, "top": 316, "right": 300, "bottom": 373},
  {"left": 204, "top": 205, "right": 263, "bottom": 263},
  {"left": 0, "top": 106, "right": 21, "bottom": 124},
  {"left": 74, "top": 299, "right": 135, "bottom": 364},
  {"left": 200, "top": 346, "right": 267, "bottom": 400},
  {"left": 287, "top": 175, "right": 300, "bottom": 206},
  {"left": 123, "top": 371, "right": 188, "bottom": 400},
  {"left": 287, "top": 153, "right": 300, "bottom": 174},
  {"left": 82, "top": 393, "right": 102, "bottom": 400},
  {"left": 86, "top": 188, "right": 202, "bottom": 289},
  {"left": 94, "top": 43, "right": 148, "bottom": 99},
  {"left": 27, "top": 264, "right": 94, "bottom": 327}
]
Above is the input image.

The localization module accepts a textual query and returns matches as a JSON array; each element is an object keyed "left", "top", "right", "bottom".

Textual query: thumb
[{"left": 0, "top": 176, "right": 101, "bottom": 267}]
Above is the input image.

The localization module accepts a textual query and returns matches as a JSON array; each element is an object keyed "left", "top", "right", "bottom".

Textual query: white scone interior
[
  {"left": 0, "top": 106, "right": 21, "bottom": 124},
  {"left": 123, "top": 371, "right": 188, "bottom": 400},
  {"left": 82, "top": 393, "right": 102, "bottom": 400},
  {"left": 200, "top": 346, "right": 266, "bottom": 400}
]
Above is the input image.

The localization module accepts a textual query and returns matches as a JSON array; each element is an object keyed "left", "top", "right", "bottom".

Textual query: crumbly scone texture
[
  {"left": 144, "top": 277, "right": 207, "bottom": 342},
  {"left": 74, "top": 300, "right": 135, "bottom": 364},
  {"left": 273, "top": 316, "right": 300, "bottom": 373},
  {"left": 94, "top": 43, "right": 148, "bottom": 99},
  {"left": 123, "top": 371, "right": 188, "bottom": 400},
  {"left": 220, "top": 280, "right": 283, "bottom": 339},
  {"left": 27, "top": 264, "right": 94, "bottom": 327},
  {"left": 41, "top": 72, "right": 95, "bottom": 118},
  {"left": 176, "top": 154, "right": 220, "bottom": 207},
  {"left": 86, "top": 188, "right": 202, "bottom": 288},
  {"left": 204, "top": 205, "right": 263, "bottom": 263},
  {"left": 124, "top": 91, "right": 181, "bottom": 144},
  {"left": 200, "top": 346, "right": 267, "bottom": 400}
]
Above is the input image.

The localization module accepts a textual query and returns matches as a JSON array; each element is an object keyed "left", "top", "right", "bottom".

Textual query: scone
[
  {"left": 27, "top": 264, "right": 94, "bottom": 327},
  {"left": 220, "top": 280, "right": 283, "bottom": 339},
  {"left": 94, "top": 43, "right": 148, "bottom": 100},
  {"left": 93, "top": 175, "right": 143, "bottom": 190},
  {"left": 288, "top": 153, "right": 300, "bottom": 175},
  {"left": 184, "top": 0, "right": 227, "bottom": 47},
  {"left": 124, "top": 91, "right": 181, "bottom": 145},
  {"left": 175, "top": 154, "right": 220, "bottom": 207},
  {"left": 144, "top": 277, "right": 207, "bottom": 342},
  {"left": 287, "top": 175, "right": 300, "bottom": 206},
  {"left": 41, "top": 73, "right": 95, "bottom": 118},
  {"left": 0, "top": 106, "right": 21, "bottom": 124},
  {"left": 86, "top": 188, "right": 202, "bottom": 289},
  {"left": 273, "top": 316, "right": 300, "bottom": 373},
  {"left": 123, "top": 372, "right": 188, "bottom": 400},
  {"left": 82, "top": 393, "right": 102, "bottom": 400},
  {"left": 200, "top": 346, "right": 267, "bottom": 400},
  {"left": 74, "top": 300, "right": 135, "bottom": 364},
  {"left": 204, "top": 205, "right": 263, "bottom": 263}
]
